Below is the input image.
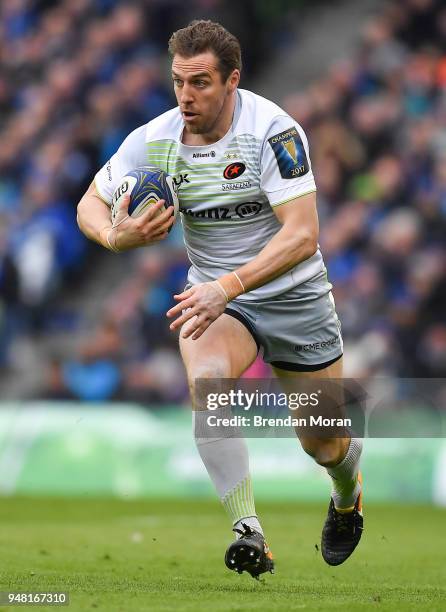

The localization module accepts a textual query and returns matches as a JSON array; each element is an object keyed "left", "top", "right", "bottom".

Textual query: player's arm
[
  {"left": 77, "top": 124, "right": 175, "bottom": 251},
  {"left": 167, "top": 192, "right": 317, "bottom": 339},
  {"left": 76, "top": 181, "right": 116, "bottom": 249},
  {"left": 77, "top": 181, "right": 174, "bottom": 252},
  {"left": 232, "top": 191, "right": 318, "bottom": 291}
]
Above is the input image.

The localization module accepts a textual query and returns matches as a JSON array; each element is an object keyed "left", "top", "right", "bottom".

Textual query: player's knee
[
  {"left": 187, "top": 360, "right": 230, "bottom": 381},
  {"left": 186, "top": 360, "right": 231, "bottom": 405},
  {"left": 299, "top": 437, "right": 347, "bottom": 467}
]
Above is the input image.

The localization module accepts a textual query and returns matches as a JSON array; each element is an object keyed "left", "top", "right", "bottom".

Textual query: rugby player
[{"left": 77, "top": 20, "right": 363, "bottom": 578}]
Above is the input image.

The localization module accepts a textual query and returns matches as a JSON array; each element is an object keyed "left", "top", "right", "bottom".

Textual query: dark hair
[{"left": 168, "top": 20, "right": 242, "bottom": 82}]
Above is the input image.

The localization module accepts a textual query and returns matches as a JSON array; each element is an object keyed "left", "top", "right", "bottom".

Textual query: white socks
[
  {"left": 193, "top": 408, "right": 263, "bottom": 534},
  {"left": 326, "top": 437, "right": 363, "bottom": 510},
  {"left": 193, "top": 409, "right": 362, "bottom": 533}
]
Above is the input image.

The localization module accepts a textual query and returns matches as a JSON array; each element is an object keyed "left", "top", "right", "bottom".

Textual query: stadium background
[{"left": 0, "top": 0, "right": 446, "bottom": 538}]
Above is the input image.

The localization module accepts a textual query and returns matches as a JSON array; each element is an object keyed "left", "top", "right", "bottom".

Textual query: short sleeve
[
  {"left": 260, "top": 116, "right": 316, "bottom": 207},
  {"left": 94, "top": 124, "right": 148, "bottom": 205}
]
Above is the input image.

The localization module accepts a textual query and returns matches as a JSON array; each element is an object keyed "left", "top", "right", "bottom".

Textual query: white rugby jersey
[{"left": 95, "top": 88, "right": 325, "bottom": 300}]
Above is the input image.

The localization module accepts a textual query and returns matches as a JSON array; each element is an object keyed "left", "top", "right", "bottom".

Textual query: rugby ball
[{"left": 111, "top": 166, "right": 179, "bottom": 224}]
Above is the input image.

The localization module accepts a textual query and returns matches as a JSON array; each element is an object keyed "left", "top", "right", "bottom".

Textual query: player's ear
[{"left": 227, "top": 69, "right": 240, "bottom": 93}]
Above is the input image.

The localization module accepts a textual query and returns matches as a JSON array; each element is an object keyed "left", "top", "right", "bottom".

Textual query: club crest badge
[{"left": 223, "top": 162, "right": 246, "bottom": 180}]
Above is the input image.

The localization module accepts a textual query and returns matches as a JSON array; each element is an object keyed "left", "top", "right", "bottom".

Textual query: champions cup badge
[
  {"left": 268, "top": 126, "right": 310, "bottom": 179},
  {"left": 282, "top": 138, "right": 298, "bottom": 164}
]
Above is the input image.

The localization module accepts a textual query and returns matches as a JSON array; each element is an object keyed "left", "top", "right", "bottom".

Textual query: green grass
[{"left": 0, "top": 497, "right": 444, "bottom": 611}]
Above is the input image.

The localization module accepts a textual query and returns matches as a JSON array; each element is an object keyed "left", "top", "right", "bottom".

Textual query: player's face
[{"left": 172, "top": 51, "right": 239, "bottom": 137}]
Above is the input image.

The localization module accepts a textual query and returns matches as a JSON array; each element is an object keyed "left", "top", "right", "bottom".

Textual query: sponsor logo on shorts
[
  {"left": 106, "top": 160, "right": 112, "bottom": 182},
  {"left": 223, "top": 162, "right": 246, "bottom": 179},
  {"left": 294, "top": 336, "right": 340, "bottom": 352},
  {"left": 222, "top": 181, "right": 252, "bottom": 191}
]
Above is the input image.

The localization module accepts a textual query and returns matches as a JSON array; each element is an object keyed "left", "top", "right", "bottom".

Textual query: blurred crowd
[
  {"left": 284, "top": 0, "right": 446, "bottom": 378},
  {"left": 0, "top": 0, "right": 294, "bottom": 400},
  {"left": 0, "top": 0, "right": 445, "bottom": 403},
  {"left": 0, "top": 0, "right": 174, "bottom": 364}
]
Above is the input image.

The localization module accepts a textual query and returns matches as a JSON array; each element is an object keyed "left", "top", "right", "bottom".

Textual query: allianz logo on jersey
[
  {"left": 192, "top": 151, "right": 216, "bottom": 158},
  {"left": 181, "top": 201, "right": 263, "bottom": 220}
]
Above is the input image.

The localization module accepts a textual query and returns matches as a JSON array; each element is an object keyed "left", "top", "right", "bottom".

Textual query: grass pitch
[{"left": 0, "top": 497, "right": 444, "bottom": 611}]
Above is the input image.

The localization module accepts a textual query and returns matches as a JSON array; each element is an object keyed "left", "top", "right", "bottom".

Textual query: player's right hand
[{"left": 110, "top": 195, "right": 175, "bottom": 251}]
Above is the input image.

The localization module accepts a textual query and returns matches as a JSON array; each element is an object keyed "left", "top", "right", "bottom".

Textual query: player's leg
[
  {"left": 273, "top": 357, "right": 363, "bottom": 565},
  {"left": 272, "top": 356, "right": 350, "bottom": 471},
  {"left": 180, "top": 313, "right": 274, "bottom": 577}
]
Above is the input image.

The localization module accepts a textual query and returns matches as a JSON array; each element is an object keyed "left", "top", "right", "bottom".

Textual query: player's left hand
[{"left": 166, "top": 283, "right": 227, "bottom": 340}]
